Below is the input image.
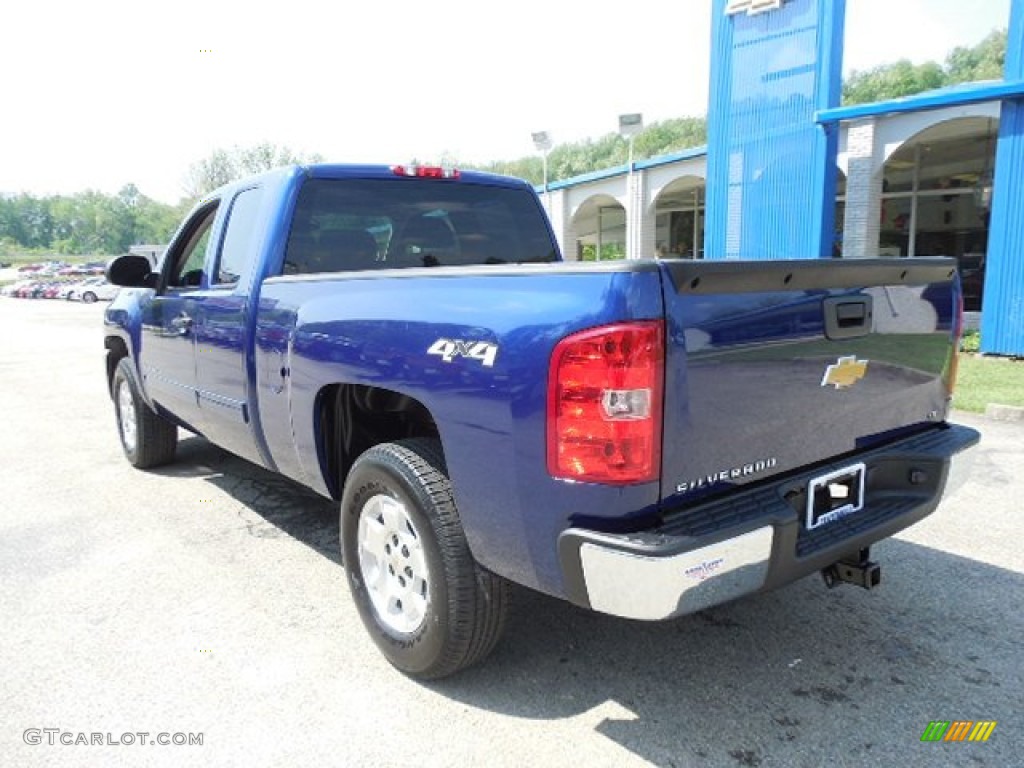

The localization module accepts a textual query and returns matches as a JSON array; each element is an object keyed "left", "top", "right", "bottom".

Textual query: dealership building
[{"left": 539, "top": 0, "right": 1023, "bottom": 356}]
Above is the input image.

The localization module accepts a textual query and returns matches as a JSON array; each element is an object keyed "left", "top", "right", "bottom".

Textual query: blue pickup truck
[{"left": 104, "top": 163, "right": 978, "bottom": 679}]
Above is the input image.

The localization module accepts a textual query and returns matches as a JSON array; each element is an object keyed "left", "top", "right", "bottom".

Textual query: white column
[
  {"left": 842, "top": 118, "right": 883, "bottom": 259},
  {"left": 626, "top": 169, "right": 649, "bottom": 259},
  {"left": 545, "top": 189, "right": 577, "bottom": 260},
  {"left": 635, "top": 169, "right": 657, "bottom": 259}
]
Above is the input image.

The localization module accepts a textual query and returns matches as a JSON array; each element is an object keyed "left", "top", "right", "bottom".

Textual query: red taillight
[
  {"left": 547, "top": 321, "right": 664, "bottom": 485},
  {"left": 391, "top": 164, "right": 460, "bottom": 179}
]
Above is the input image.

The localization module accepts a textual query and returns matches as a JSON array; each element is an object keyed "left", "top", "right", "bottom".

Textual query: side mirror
[{"left": 107, "top": 254, "right": 158, "bottom": 288}]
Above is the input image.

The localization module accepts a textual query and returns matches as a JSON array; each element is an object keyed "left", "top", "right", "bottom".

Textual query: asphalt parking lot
[{"left": 1, "top": 298, "right": 1021, "bottom": 768}]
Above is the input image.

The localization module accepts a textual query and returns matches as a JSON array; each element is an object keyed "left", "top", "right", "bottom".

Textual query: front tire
[
  {"left": 340, "top": 439, "right": 509, "bottom": 679},
  {"left": 82, "top": 291, "right": 97, "bottom": 303},
  {"left": 111, "top": 357, "right": 177, "bottom": 468}
]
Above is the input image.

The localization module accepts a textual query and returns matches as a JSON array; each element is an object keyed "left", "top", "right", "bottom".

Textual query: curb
[{"left": 984, "top": 403, "right": 1024, "bottom": 422}]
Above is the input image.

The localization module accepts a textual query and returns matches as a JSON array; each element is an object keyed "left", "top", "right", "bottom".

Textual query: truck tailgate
[{"left": 658, "top": 258, "right": 961, "bottom": 505}]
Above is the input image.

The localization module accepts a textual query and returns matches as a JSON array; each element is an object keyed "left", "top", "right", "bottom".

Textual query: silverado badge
[{"left": 821, "top": 356, "right": 868, "bottom": 389}]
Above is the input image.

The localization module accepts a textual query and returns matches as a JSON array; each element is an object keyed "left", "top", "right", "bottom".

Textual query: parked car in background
[
  {"left": 1, "top": 280, "right": 35, "bottom": 297},
  {"left": 56, "top": 283, "right": 79, "bottom": 299},
  {"left": 68, "top": 277, "right": 119, "bottom": 303},
  {"left": 58, "top": 262, "right": 108, "bottom": 277}
]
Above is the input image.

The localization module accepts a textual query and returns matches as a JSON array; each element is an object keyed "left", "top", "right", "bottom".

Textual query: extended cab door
[
  {"left": 139, "top": 201, "right": 219, "bottom": 431},
  {"left": 188, "top": 186, "right": 268, "bottom": 467}
]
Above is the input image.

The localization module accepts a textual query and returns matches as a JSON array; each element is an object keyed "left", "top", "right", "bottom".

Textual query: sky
[{"left": 0, "top": 0, "right": 1013, "bottom": 204}]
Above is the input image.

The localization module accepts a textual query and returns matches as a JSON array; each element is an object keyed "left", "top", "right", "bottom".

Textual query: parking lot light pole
[{"left": 532, "top": 131, "right": 552, "bottom": 216}]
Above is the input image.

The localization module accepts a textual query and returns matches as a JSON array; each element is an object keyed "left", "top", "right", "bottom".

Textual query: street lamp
[
  {"left": 618, "top": 113, "right": 643, "bottom": 259},
  {"left": 532, "top": 131, "right": 552, "bottom": 215}
]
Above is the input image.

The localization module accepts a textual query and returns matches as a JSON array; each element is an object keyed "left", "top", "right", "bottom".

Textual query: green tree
[
  {"left": 133, "top": 194, "right": 188, "bottom": 245},
  {"left": 14, "top": 195, "right": 54, "bottom": 249},
  {"left": 0, "top": 188, "right": 182, "bottom": 257},
  {"left": 236, "top": 142, "right": 323, "bottom": 175},
  {"left": 843, "top": 28, "right": 1007, "bottom": 105},
  {"left": 945, "top": 29, "right": 1006, "bottom": 83},
  {"left": 0, "top": 197, "right": 26, "bottom": 246},
  {"left": 635, "top": 116, "right": 707, "bottom": 156},
  {"left": 469, "top": 116, "right": 709, "bottom": 186},
  {"left": 118, "top": 183, "right": 141, "bottom": 209},
  {"left": 843, "top": 59, "right": 945, "bottom": 105},
  {"left": 182, "top": 148, "right": 236, "bottom": 200},
  {"left": 183, "top": 143, "right": 324, "bottom": 199}
]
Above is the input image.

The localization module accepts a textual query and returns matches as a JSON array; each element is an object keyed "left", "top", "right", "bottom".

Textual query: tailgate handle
[{"left": 824, "top": 296, "right": 872, "bottom": 340}]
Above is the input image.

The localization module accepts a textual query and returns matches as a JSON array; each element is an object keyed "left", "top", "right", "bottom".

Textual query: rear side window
[
  {"left": 282, "top": 178, "right": 556, "bottom": 275},
  {"left": 215, "top": 187, "right": 264, "bottom": 285}
]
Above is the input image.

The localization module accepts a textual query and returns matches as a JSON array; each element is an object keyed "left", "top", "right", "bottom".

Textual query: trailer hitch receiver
[{"left": 822, "top": 548, "right": 881, "bottom": 590}]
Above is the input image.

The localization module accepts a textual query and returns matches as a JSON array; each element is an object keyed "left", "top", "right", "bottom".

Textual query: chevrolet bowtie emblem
[
  {"left": 821, "top": 356, "right": 869, "bottom": 389},
  {"left": 725, "top": 0, "right": 788, "bottom": 16}
]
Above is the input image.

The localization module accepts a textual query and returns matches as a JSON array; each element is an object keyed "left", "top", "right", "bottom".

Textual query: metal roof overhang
[{"left": 816, "top": 80, "right": 1024, "bottom": 125}]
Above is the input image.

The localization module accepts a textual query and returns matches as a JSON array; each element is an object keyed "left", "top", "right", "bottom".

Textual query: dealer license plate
[{"left": 805, "top": 463, "right": 866, "bottom": 530}]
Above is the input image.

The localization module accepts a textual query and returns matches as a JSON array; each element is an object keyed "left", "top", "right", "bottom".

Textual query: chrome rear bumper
[
  {"left": 559, "top": 423, "right": 979, "bottom": 621},
  {"left": 577, "top": 526, "right": 773, "bottom": 620}
]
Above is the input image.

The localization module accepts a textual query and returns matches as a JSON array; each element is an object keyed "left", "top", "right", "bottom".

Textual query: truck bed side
[{"left": 255, "top": 263, "right": 667, "bottom": 595}]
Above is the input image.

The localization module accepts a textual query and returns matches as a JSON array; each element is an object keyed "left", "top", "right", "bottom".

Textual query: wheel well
[
  {"left": 104, "top": 337, "right": 129, "bottom": 396},
  {"left": 316, "top": 384, "right": 441, "bottom": 499}
]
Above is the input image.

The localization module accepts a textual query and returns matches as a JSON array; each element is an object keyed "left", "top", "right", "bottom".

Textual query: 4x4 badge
[
  {"left": 821, "top": 356, "right": 868, "bottom": 389},
  {"left": 427, "top": 338, "right": 498, "bottom": 368}
]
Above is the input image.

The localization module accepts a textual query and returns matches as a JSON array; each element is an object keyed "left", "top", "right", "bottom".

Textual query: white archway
[
  {"left": 650, "top": 174, "right": 706, "bottom": 258},
  {"left": 570, "top": 193, "right": 625, "bottom": 260},
  {"left": 879, "top": 116, "right": 998, "bottom": 310}
]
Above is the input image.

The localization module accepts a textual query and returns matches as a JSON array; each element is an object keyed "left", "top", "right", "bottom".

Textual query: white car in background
[
  {"left": 1, "top": 280, "right": 36, "bottom": 297},
  {"left": 67, "top": 277, "right": 119, "bottom": 303}
]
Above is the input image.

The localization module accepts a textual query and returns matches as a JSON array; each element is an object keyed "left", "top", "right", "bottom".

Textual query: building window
[{"left": 877, "top": 117, "right": 996, "bottom": 310}]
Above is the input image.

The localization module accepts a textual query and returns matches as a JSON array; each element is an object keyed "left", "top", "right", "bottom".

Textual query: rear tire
[
  {"left": 111, "top": 357, "right": 177, "bottom": 468},
  {"left": 340, "top": 439, "right": 509, "bottom": 679},
  {"left": 82, "top": 291, "right": 97, "bottom": 303}
]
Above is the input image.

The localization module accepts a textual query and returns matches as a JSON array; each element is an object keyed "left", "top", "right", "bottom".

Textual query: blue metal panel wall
[
  {"left": 981, "top": 0, "right": 1024, "bottom": 355},
  {"left": 705, "top": 0, "right": 845, "bottom": 260}
]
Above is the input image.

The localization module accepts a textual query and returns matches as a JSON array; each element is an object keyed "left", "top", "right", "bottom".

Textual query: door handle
[
  {"left": 272, "top": 350, "right": 287, "bottom": 394},
  {"left": 823, "top": 296, "right": 872, "bottom": 340},
  {"left": 171, "top": 313, "right": 193, "bottom": 334}
]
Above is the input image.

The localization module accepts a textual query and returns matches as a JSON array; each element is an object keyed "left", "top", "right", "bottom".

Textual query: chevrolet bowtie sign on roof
[{"left": 725, "top": 0, "right": 788, "bottom": 15}]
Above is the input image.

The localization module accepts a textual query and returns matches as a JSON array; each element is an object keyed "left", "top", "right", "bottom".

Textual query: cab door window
[{"left": 166, "top": 202, "right": 219, "bottom": 288}]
